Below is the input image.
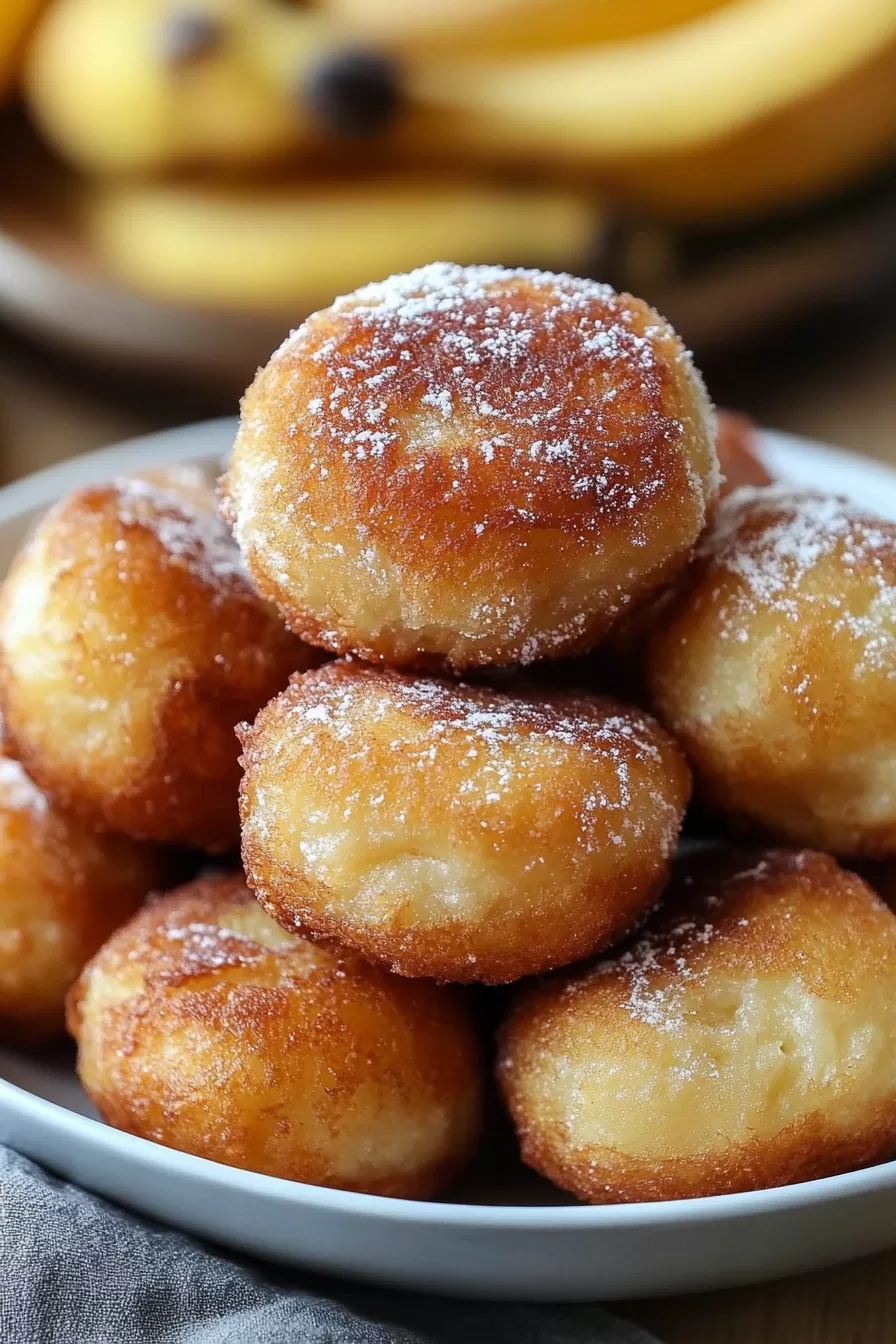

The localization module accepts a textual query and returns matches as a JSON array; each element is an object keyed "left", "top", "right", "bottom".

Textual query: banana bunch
[
  {"left": 24, "top": 0, "right": 335, "bottom": 174},
  {"left": 8, "top": 0, "right": 896, "bottom": 312},
  {"left": 0, "top": 0, "right": 46, "bottom": 97},
  {"left": 402, "top": 0, "right": 896, "bottom": 218},
  {"left": 327, "top": 0, "right": 729, "bottom": 57},
  {"left": 86, "top": 175, "right": 602, "bottom": 313},
  {"left": 24, "top": 0, "right": 896, "bottom": 213}
]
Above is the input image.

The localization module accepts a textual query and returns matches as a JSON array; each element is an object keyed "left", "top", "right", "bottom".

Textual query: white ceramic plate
[{"left": 1, "top": 419, "right": 896, "bottom": 1303}]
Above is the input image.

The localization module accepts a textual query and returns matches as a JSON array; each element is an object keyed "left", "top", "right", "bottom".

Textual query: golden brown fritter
[
  {"left": 0, "top": 741, "right": 163, "bottom": 1045},
  {"left": 68, "top": 872, "right": 484, "bottom": 1197},
  {"left": 600, "top": 413, "right": 771, "bottom": 685},
  {"left": 238, "top": 660, "right": 691, "bottom": 983},
  {"left": 0, "top": 472, "right": 319, "bottom": 851},
  {"left": 647, "top": 487, "right": 896, "bottom": 857},
  {"left": 500, "top": 848, "right": 896, "bottom": 1203},
  {"left": 222, "top": 263, "right": 718, "bottom": 671}
]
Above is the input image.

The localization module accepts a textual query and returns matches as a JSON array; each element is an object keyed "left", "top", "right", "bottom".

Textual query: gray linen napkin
[{"left": 0, "top": 1146, "right": 661, "bottom": 1344}]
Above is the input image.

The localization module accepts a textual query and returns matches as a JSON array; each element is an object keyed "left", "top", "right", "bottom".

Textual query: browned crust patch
[
  {"left": 68, "top": 873, "right": 484, "bottom": 1198},
  {"left": 0, "top": 479, "right": 320, "bottom": 851},
  {"left": 239, "top": 660, "right": 691, "bottom": 983},
  {"left": 499, "top": 849, "right": 896, "bottom": 1202},
  {"left": 223, "top": 265, "right": 717, "bottom": 669}
]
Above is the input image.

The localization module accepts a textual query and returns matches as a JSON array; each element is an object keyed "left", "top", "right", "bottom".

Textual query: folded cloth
[{"left": 0, "top": 1147, "right": 661, "bottom": 1344}]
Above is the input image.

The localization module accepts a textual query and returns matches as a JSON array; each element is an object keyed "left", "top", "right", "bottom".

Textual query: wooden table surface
[{"left": 2, "top": 316, "right": 895, "bottom": 1344}]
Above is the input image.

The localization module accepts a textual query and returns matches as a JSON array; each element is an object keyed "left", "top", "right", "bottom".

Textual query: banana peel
[
  {"left": 85, "top": 176, "right": 601, "bottom": 311},
  {"left": 0, "top": 0, "right": 48, "bottom": 99},
  {"left": 24, "top": 0, "right": 334, "bottom": 174},
  {"left": 20, "top": 0, "right": 896, "bottom": 222},
  {"left": 324, "top": 0, "right": 727, "bottom": 58},
  {"left": 407, "top": 0, "right": 896, "bottom": 219}
]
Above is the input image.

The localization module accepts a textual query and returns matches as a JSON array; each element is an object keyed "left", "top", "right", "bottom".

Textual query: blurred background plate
[{"left": 0, "top": 119, "right": 291, "bottom": 386}]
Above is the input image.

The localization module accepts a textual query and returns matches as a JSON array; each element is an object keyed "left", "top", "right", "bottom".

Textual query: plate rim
[
  {"left": 2, "top": 417, "right": 896, "bottom": 1233},
  {"left": 4, "top": 1066, "right": 896, "bottom": 1230}
]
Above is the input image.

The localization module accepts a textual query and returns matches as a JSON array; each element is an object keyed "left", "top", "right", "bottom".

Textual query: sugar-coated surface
[
  {"left": 239, "top": 660, "right": 691, "bottom": 983},
  {"left": 0, "top": 733, "right": 162, "bottom": 1046},
  {"left": 223, "top": 263, "right": 717, "bottom": 669},
  {"left": 0, "top": 473, "right": 315, "bottom": 851},
  {"left": 114, "top": 475, "right": 248, "bottom": 585},
  {"left": 0, "top": 755, "right": 48, "bottom": 816},
  {"left": 648, "top": 487, "right": 896, "bottom": 857},
  {"left": 703, "top": 486, "right": 896, "bottom": 674},
  {"left": 500, "top": 849, "right": 896, "bottom": 1203},
  {"left": 69, "top": 873, "right": 484, "bottom": 1198}
]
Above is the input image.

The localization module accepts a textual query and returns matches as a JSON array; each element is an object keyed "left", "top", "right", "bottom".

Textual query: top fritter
[{"left": 222, "top": 263, "right": 718, "bottom": 671}]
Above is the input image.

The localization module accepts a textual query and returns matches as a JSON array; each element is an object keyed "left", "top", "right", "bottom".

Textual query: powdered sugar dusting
[
  {"left": 581, "top": 850, "right": 823, "bottom": 1038},
  {"left": 703, "top": 485, "right": 896, "bottom": 674},
  {"left": 225, "top": 264, "right": 715, "bottom": 666},
  {"left": 160, "top": 920, "right": 265, "bottom": 975},
  {"left": 115, "top": 476, "right": 247, "bottom": 587},
  {"left": 594, "top": 916, "right": 720, "bottom": 1034},
  {"left": 259, "top": 262, "right": 706, "bottom": 542},
  {"left": 0, "top": 754, "right": 49, "bottom": 815},
  {"left": 257, "top": 666, "right": 683, "bottom": 859}
]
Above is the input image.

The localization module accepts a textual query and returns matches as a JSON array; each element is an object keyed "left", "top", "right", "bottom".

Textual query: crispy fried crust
[
  {"left": 500, "top": 849, "right": 896, "bottom": 1203},
  {"left": 601, "top": 413, "right": 771, "bottom": 681},
  {"left": 647, "top": 487, "right": 896, "bottom": 857},
  {"left": 0, "top": 745, "right": 163, "bottom": 1045},
  {"left": 0, "top": 474, "right": 319, "bottom": 851},
  {"left": 222, "top": 263, "right": 717, "bottom": 670},
  {"left": 239, "top": 660, "right": 691, "bottom": 983},
  {"left": 68, "top": 872, "right": 484, "bottom": 1197}
]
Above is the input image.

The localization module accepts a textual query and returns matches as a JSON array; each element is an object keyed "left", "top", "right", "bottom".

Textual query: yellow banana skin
[
  {"left": 0, "top": 0, "right": 46, "bottom": 98},
  {"left": 24, "top": 0, "right": 331, "bottom": 174},
  {"left": 411, "top": 0, "right": 896, "bottom": 156},
  {"left": 20, "top": 0, "right": 896, "bottom": 231},
  {"left": 325, "top": 0, "right": 726, "bottom": 57},
  {"left": 403, "top": 0, "right": 896, "bottom": 218},
  {"left": 600, "top": 37, "right": 896, "bottom": 221},
  {"left": 86, "top": 177, "right": 600, "bottom": 311}
]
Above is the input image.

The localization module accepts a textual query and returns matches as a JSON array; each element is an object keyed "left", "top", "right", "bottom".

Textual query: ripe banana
[
  {"left": 0, "top": 0, "right": 46, "bottom": 98},
  {"left": 405, "top": 0, "right": 896, "bottom": 217},
  {"left": 599, "top": 35, "right": 896, "bottom": 219},
  {"left": 324, "top": 0, "right": 726, "bottom": 58},
  {"left": 85, "top": 175, "right": 602, "bottom": 311},
  {"left": 22, "top": 0, "right": 896, "bottom": 224},
  {"left": 411, "top": 0, "right": 896, "bottom": 157},
  {"left": 24, "top": 0, "right": 333, "bottom": 174}
]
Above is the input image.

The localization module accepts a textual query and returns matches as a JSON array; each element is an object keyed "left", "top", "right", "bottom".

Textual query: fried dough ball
[
  {"left": 716, "top": 410, "right": 771, "bottom": 498},
  {"left": 600, "top": 414, "right": 770, "bottom": 688},
  {"left": 647, "top": 487, "right": 896, "bottom": 857},
  {"left": 239, "top": 660, "right": 691, "bottom": 983},
  {"left": 0, "top": 472, "right": 318, "bottom": 852},
  {"left": 0, "top": 742, "right": 163, "bottom": 1045},
  {"left": 68, "top": 872, "right": 484, "bottom": 1197},
  {"left": 500, "top": 848, "right": 896, "bottom": 1203},
  {"left": 222, "top": 262, "right": 718, "bottom": 671}
]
